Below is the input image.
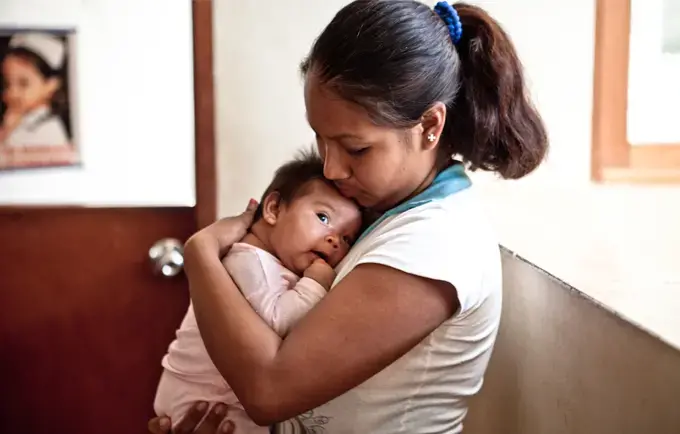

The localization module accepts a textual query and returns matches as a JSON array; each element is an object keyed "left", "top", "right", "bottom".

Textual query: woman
[{"left": 150, "top": 1, "right": 547, "bottom": 433}]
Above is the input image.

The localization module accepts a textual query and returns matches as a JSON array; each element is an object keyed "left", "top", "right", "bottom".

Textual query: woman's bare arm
[{"left": 186, "top": 236, "right": 459, "bottom": 425}]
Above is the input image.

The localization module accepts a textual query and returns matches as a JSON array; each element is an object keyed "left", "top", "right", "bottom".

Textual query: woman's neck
[
  {"left": 373, "top": 164, "right": 438, "bottom": 214},
  {"left": 404, "top": 165, "right": 439, "bottom": 203}
]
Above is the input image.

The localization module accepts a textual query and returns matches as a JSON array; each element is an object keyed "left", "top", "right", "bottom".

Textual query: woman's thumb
[{"left": 244, "top": 198, "right": 259, "bottom": 214}]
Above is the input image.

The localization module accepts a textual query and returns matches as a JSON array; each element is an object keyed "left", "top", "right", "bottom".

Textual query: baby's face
[
  {"left": 2, "top": 54, "right": 58, "bottom": 114},
  {"left": 269, "top": 179, "right": 362, "bottom": 274}
]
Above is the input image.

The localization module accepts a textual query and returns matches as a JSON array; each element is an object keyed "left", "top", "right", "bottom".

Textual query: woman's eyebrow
[{"left": 326, "top": 133, "right": 362, "bottom": 141}]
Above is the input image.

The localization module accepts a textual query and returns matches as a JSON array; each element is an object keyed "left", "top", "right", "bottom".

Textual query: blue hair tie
[{"left": 434, "top": 1, "right": 463, "bottom": 45}]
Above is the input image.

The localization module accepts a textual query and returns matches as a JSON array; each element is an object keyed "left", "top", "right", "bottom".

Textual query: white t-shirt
[{"left": 277, "top": 186, "right": 502, "bottom": 434}]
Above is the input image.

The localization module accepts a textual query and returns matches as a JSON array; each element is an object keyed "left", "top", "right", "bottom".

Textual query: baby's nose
[{"left": 325, "top": 234, "right": 340, "bottom": 249}]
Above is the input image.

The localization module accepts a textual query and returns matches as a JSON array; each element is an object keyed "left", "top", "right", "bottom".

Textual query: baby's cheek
[{"left": 336, "top": 247, "right": 350, "bottom": 264}]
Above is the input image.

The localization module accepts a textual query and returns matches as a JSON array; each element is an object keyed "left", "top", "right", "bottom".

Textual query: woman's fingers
[
  {"left": 184, "top": 198, "right": 260, "bottom": 261},
  {"left": 194, "top": 403, "right": 229, "bottom": 434},
  {"left": 147, "top": 403, "right": 238, "bottom": 434},
  {"left": 234, "top": 199, "right": 258, "bottom": 234},
  {"left": 147, "top": 416, "right": 171, "bottom": 434},
  {"left": 212, "top": 200, "right": 258, "bottom": 252},
  {"left": 220, "top": 419, "right": 236, "bottom": 433},
  {"left": 173, "top": 401, "right": 209, "bottom": 434},
  {"left": 245, "top": 198, "right": 259, "bottom": 213},
  {"left": 228, "top": 199, "right": 257, "bottom": 239}
]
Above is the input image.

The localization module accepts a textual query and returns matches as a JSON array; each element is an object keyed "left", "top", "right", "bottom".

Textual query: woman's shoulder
[
  {"left": 336, "top": 187, "right": 501, "bottom": 310},
  {"left": 365, "top": 187, "right": 496, "bottom": 250}
]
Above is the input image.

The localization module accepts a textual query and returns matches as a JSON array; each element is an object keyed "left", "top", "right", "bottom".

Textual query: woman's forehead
[{"left": 304, "top": 74, "right": 372, "bottom": 137}]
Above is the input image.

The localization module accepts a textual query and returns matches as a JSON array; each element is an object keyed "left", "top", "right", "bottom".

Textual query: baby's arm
[
  {"left": 271, "top": 275, "right": 327, "bottom": 336},
  {"left": 223, "top": 249, "right": 332, "bottom": 337}
]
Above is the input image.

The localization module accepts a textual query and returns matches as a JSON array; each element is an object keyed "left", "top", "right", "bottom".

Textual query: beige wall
[
  {"left": 464, "top": 249, "right": 680, "bottom": 434},
  {"left": 213, "top": 0, "right": 597, "bottom": 217}
]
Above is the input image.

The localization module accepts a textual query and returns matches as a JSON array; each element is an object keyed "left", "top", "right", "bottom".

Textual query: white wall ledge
[{"left": 476, "top": 178, "right": 680, "bottom": 351}]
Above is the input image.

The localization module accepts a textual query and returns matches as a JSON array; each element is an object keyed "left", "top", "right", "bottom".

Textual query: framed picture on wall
[{"left": 0, "top": 29, "right": 79, "bottom": 171}]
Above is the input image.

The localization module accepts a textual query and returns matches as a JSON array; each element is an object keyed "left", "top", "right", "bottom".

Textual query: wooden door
[{"left": 0, "top": 2, "right": 216, "bottom": 433}]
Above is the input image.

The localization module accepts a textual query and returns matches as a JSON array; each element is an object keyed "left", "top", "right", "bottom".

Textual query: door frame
[{"left": 193, "top": 0, "right": 217, "bottom": 227}]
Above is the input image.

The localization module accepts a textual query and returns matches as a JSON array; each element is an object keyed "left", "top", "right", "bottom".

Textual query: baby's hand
[{"left": 303, "top": 258, "right": 336, "bottom": 290}]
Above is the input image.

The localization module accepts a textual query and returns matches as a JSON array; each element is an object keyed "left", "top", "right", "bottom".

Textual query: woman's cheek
[{"left": 316, "top": 140, "right": 326, "bottom": 159}]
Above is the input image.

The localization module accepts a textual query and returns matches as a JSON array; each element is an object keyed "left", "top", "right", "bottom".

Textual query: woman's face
[
  {"left": 2, "top": 54, "right": 59, "bottom": 114},
  {"left": 304, "top": 73, "right": 440, "bottom": 212}
]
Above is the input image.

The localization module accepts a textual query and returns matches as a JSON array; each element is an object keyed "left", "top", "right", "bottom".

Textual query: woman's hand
[
  {"left": 185, "top": 200, "right": 258, "bottom": 258},
  {"left": 147, "top": 403, "right": 235, "bottom": 434}
]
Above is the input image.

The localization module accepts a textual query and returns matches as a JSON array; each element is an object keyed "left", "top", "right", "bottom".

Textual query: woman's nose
[{"left": 323, "top": 146, "right": 351, "bottom": 181}]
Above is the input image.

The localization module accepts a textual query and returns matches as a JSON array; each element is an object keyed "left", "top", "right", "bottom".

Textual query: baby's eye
[{"left": 316, "top": 212, "right": 329, "bottom": 225}]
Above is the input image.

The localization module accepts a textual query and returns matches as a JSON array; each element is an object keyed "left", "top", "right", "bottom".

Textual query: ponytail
[{"left": 443, "top": 3, "right": 548, "bottom": 179}]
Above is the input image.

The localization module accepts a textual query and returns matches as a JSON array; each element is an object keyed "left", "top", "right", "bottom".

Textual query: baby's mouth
[{"left": 313, "top": 250, "right": 329, "bottom": 262}]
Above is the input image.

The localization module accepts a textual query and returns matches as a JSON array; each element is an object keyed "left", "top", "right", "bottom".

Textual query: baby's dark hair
[
  {"left": 301, "top": 0, "right": 547, "bottom": 179},
  {"left": 254, "top": 148, "right": 334, "bottom": 221}
]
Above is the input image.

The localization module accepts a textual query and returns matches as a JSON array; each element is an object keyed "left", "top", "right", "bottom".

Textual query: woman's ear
[
  {"left": 420, "top": 102, "right": 447, "bottom": 151},
  {"left": 261, "top": 192, "right": 281, "bottom": 225}
]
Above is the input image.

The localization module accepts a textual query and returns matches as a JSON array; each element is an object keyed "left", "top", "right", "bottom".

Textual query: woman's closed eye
[
  {"left": 316, "top": 212, "right": 330, "bottom": 225},
  {"left": 346, "top": 146, "right": 369, "bottom": 156}
]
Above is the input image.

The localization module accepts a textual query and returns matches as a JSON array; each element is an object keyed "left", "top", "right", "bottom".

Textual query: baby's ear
[{"left": 261, "top": 191, "right": 281, "bottom": 225}]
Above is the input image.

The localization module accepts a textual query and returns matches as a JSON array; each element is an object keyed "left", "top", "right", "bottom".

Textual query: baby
[{"left": 154, "top": 150, "right": 362, "bottom": 433}]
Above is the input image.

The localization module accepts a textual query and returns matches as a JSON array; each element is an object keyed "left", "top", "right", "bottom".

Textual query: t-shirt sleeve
[{"left": 354, "top": 206, "right": 488, "bottom": 313}]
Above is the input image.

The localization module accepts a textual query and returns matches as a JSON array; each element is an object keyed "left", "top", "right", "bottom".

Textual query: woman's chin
[
  {"left": 335, "top": 185, "right": 380, "bottom": 209},
  {"left": 355, "top": 195, "right": 381, "bottom": 210}
]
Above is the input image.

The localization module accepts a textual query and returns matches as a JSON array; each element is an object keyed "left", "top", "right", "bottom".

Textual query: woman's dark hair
[
  {"left": 301, "top": 0, "right": 547, "bottom": 179},
  {"left": 2, "top": 45, "right": 71, "bottom": 138}
]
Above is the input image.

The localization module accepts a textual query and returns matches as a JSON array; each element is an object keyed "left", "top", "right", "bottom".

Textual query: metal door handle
[{"left": 149, "top": 238, "right": 184, "bottom": 277}]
